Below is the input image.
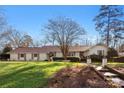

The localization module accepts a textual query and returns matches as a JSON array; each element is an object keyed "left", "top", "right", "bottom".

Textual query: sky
[{"left": 1, "top": 5, "right": 120, "bottom": 44}]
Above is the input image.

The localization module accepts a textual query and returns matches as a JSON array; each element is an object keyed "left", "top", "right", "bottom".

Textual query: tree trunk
[
  {"left": 61, "top": 45, "right": 69, "bottom": 60},
  {"left": 107, "top": 30, "right": 109, "bottom": 47},
  {"left": 107, "top": 9, "right": 110, "bottom": 47},
  {"left": 63, "top": 54, "right": 67, "bottom": 60}
]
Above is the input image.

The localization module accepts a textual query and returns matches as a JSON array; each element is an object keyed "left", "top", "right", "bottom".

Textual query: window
[
  {"left": 34, "top": 54, "right": 38, "bottom": 57},
  {"left": 97, "top": 50, "right": 104, "bottom": 55},
  {"left": 68, "top": 52, "right": 75, "bottom": 56},
  {"left": 20, "top": 54, "right": 24, "bottom": 58}
]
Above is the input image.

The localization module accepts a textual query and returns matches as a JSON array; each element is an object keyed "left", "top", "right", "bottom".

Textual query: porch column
[
  {"left": 102, "top": 57, "right": 107, "bottom": 67},
  {"left": 18, "top": 54, "right": 20, "bottom": 60},
  {"left": 87, "top": 56, "right": 91, "bottom": 64}
]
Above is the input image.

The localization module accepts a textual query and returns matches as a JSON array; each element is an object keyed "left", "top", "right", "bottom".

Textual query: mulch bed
[
  {"left": 48, "top": 66, "right": 118, "bottom": 88},
  {"left": 113, "top": 67, "right": 124, "bottom": 73}
]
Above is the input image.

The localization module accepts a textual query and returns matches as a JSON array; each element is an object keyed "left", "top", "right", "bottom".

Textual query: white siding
[
  {"left": 39, "top": 53, "right": 47, "bottom": 61},
  {"left": 56, "top": 52, "right": 79, "bottom": 57},
  {"left": 88, "top": 46, "right": 108, "bottom": 56},
  {"left": 56, "top": 53, "right": 63, "bottom": 57},
  {"left": 33, "top": 57, "right": 38, "bottom": 61},
  {"left": 10, "top": 53, "right": 18, "bottom": 60},
  {"left": 75, "top": 52, "right": 80, "bottom": 57},
  {"left": 19, "top": 57, "right": 25, "bottom": 61},
  {"left": 10, "top": 45, "right": 108, "bottom": 61},
  {"left": 83, "top": 51, "right": 89, "bottom": 57},
  {"left": 26, "top": 53, "right": 32, "bottom": 61}
]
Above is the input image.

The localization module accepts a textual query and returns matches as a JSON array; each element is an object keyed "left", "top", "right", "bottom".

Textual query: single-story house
[{"left": 10, "top": 44, "right": 108, "bottom": 61}]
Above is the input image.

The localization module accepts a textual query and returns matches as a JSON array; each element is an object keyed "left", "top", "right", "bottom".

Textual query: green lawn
[
  {"left": 0, "top": 61, "right": 84, "bottom": 88},
  {"left": 93, "top": 62, "right": 124, "bottom": 67},
  {"left": 107, "top": 62, "right": 124, "bottom": 68},
  {"left": 0, "top": 61, "right": 123, "bottom": 88}
]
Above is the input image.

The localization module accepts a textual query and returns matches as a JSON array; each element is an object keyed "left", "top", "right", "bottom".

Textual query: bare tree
[
  {"left": 21, "top": 34, "right": 33, "bottom": 47},
  {"left": 0, "top": 9, "right": 34, "bottom": 50},
  {"left": 32, "top": 40, "right": 41, "bottom": 47},
  {"left": 0, "top": 9, "right": 6, "bottom": 29},
  {"left": 46, "top": 33, "right": 56, "bottom": 45},
  {"left": 6, "top": 27, "right": 33, "bottom": 48},
  {"left": 44, "top": 16, "right": 85, "bottom": 60},
  {"left": 32, "top": 39, "right": 49, "bottom": 47},
  {"left": 0, "top": 9, "right": 11, "bottom": 50},
  {"left": 0, "top": 9, "right": 8, "bottom": 40},
  {"left": 40, "top": 39, "right": 49, "bottom": 46}
]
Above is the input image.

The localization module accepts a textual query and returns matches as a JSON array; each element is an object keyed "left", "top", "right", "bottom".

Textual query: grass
[
  {"left": 0, "top": 61, "right": 123, "bottom": 88},
  {"left": 0, "top": 61, "right": 85, "bottom": 88},
  {"left": 92, "top": 62, "right": 124, "bottom": 68},
  {"left": 107, "top": 62, "right": 124, "bottom": 68}
]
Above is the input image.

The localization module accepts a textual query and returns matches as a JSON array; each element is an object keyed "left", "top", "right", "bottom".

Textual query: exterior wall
[
  {"left": 10, "top": 53, "right": 47, "bottom": 61},
  {"left": 56, "top": 52, "right": 63, "bottom": 57},
  {"left": 19, "top": 55, "right": 25, "bottom": 61},
  {"left": 87, "top": 46, "right": 108, "bottom": 56},
  {"left": 26, "top": 53, "right": 32, "bottom": 61},
  {"left": 32, "top": 54, "right": 38, "bottom": 61},
  {"left": 39, "top": 53, "right": 47, "bottom": 61},
  {"left": 75, "top": 52, "right": 80, "bottom": 57},
  {"left": 33, "top": 57, "right": 38, "bottom": 61},
  {"left": 10, "top": 53, "right": 18, "bottom": 60},
  {"left": 83, "top": 51, "right": 89, "bottom": 57},
  {"left": 10, "top": 45, "right": 108, "bottom": 61},
  {"left": 10, "top": 53, "right": 26, "bottom": 61},
  {"left": 56, "top": 52, "right": 79, "bottom": 57}
]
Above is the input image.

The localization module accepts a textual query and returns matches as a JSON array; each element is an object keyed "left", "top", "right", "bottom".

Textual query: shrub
[
  {"left": 53, "top": 57, "right": 64, "bottom": 62},
  {"left": 53, "top": 56, "right": 80, "bottom": 62},
  {"left": 44, "top": 59, "right": 48, "bottom": 61},
  {"left": 0, "top": 54, "right": 10, "bottom": 61},
  {"left": 80, "top": 57, "right": 86, "bottom": 62},
  {"left": 107, "top": 48, "right": 118, "bottom": 59},
  {"left": 2, "top": 45, "right": 12, "bottom": 54},
  {"left": 90, "top": 54, "right": 103, "bottom": 62},
  {"left": 112, "top": 56, "right": 124, "bottom": 62},
  {"left": 67, "top": 56, "right": 80, "bottom": 62}
]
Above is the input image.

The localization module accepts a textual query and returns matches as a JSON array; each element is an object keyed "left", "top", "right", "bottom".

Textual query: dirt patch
[{"left": 48, "top": 66, "right": 118, "bottom": 88}]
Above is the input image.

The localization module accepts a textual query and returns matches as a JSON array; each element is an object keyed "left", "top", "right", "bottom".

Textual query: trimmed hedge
[
  {"left": 112, "top": 56, "right": 124, "bottom": 62},
  {"left": 80, "top": 58, "right": 86, "bottom": 62},
  {"left": 90, "top": 54, "right": 103, "bottom": 62},
  {"left": 0, "top": 54, "right": 10, "bottom": 60},
  {"left": 53, "top": 56, "right": 80, "bottom": 62}
]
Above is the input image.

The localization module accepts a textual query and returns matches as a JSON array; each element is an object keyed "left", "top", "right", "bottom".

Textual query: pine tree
[
  {"left": 94, "top": 5, "right": 124, "bottom": 47},
  {"left": 2, "top": 44, "right": 12, "bottom": 54}
]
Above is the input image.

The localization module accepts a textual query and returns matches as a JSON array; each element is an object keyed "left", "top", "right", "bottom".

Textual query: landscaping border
[{"left": 105, "top": 66, "right": 124, "bottom": 80}]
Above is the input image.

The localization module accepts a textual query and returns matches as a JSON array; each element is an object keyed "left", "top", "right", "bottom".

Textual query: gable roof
[
  {"left": 11, "top": 45, "right": 91, "bottom": 54},
  {"left": 89, "top": 44, "right": 108, "bottom": 50},
  {"left": 11, "top": 44, "right": 107, "bottom": 54}
]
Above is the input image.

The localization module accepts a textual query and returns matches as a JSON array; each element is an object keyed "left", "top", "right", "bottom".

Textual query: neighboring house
[{"left": 10, "top": 44, "right": 108, "bottom": 61}]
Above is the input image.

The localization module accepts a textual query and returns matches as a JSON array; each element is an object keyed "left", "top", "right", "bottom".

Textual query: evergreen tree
[
  {"left": 2, "top": 44, "right": 12, "bottom": 54},
  {"left": 94, "top": 5, "right": 124, "bottom": 47}
]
